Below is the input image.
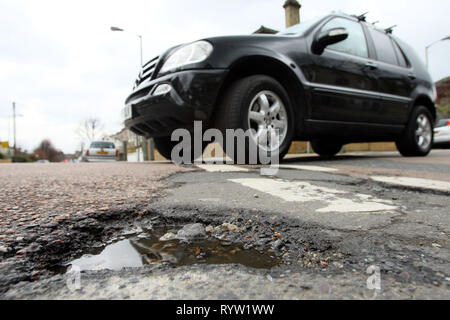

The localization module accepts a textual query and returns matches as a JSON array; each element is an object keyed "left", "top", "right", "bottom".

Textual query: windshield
[
  {"left": 277, "top": 17, "right": 323, "bottom": 36},
  {"left": 90, "top": 141, "right": 115, "bottom": 149}
]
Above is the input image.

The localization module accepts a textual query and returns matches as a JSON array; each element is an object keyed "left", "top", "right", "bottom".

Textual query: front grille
[
  {"left": 126, "top": 85, "right": 154, "bottom": 105},
  {"left": 134, "top": 56, "right": 159, "bottom": 88}
]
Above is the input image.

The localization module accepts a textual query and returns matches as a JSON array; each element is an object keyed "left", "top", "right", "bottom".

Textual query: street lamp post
[
  {"left": 111, "top": 26, "right": 155, "bottom": 161},
  {"left": 425, "top": 36, "right": 450, "bottom": 69},
  {"left": 10, "top": 102, "right": 23, "bottom": 156},
  {"left": 13, "top": 102, "right": 16, "bottom": 155},
  {"left": 110, "top": 26, "right": 143, "bottom": 67}
]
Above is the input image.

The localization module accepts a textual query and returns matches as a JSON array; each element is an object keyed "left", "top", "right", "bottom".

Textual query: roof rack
[
  {"left": 353, "top": 12, "right": 369, "bottom": 22},
  {"left": 385, "top": 25, "right": 397, "bottom": 34}
]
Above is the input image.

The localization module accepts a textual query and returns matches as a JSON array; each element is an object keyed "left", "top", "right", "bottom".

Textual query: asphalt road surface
[{"left": 1, "top": 150, "right": 449, "bottom": 299}]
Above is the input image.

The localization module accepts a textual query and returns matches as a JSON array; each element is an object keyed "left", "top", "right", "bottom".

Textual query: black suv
[{"left": 124, "top": 13, "right": 437, "bottom": 161}]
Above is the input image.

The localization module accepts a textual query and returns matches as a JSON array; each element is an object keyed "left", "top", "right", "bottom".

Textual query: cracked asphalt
[{"left": 1, "top": 150, "right": 449, "bottom": 300}]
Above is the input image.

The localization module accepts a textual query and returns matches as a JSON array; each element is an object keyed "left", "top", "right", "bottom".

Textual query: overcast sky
[{"left": 0, "top": 0, "right": 449, "bottom": 154}]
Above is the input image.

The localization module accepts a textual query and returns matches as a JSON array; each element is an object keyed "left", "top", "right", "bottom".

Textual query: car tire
[
  {"left": 310, "top": 139, "right": 343, "bottom": 158},
  {"left": 396, "top": 106, "right": 433, "bottom": 157},
  {"left": 215, "top": 75, "right": 295, "bottom": 164},
  {"left": 154, "top": 136, "right": 207, "bottom": 163}
]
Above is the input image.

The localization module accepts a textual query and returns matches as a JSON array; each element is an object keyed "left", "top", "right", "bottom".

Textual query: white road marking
[
  {"left": 230, "top": 178, "right": 344, "bottom": 202},
  {"left": 229, "top": 178, "right": 397, "bottom": 214},
  {"left": 371, "top": 176, "right": 450, "bottom": 192},
  {"left": 196, "top": 164, "right": 249, "bottom": 173},
  {"left": 278, "top": 165, "right": 338, "bottom": 173},
  {"left": 197, "top": 163, "right": 337, "bottom": 173},
  {"left": 316, "top": 197, "right": 396, "bottom": 213}
]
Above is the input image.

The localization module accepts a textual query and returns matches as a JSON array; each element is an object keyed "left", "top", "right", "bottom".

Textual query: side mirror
[{"left": 312, "top": 27, "right": 349, "bottom": 55}]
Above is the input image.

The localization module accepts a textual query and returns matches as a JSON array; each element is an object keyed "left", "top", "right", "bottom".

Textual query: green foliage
[
  {"left": 437, "top": 104, "right": 450, "bottom": 117},
  {"left": 12, "top": 154, "right": 34, "bottom": 163},
  {"left": 0, "top": 153, "right": 4, "bottom": 160}
]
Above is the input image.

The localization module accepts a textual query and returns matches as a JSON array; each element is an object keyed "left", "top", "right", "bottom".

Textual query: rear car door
[
  {"left": 308, "top": 17, "right": 378, "bottom": 123},
  {"left": 365, "top": 27, "right": 414, "bottom": 124}
]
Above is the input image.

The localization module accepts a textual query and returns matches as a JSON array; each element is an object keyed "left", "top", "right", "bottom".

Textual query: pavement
[{"left": 1, "top": 150, "right": 449, "bottom": 299}]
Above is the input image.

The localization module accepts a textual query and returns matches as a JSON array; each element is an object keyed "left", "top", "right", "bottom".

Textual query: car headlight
[{"left": 159, "top": 41, "right": 213, "bottom": 74}]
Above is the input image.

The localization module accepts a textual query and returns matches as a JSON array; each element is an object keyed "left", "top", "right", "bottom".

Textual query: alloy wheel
[
  {"left": 415, "top": 114, "right": 432, "bottom": 150},
  {"left": 247, "top": 90, "right": 288, "bottom": 152}
]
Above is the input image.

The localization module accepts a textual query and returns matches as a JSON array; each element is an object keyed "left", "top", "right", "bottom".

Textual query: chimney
[{"left": 283, "top": 0, "right": 301, "bottom": 28}]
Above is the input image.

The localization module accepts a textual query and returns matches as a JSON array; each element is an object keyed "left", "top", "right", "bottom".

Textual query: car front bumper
[
  {"left": 84, "top": 156, "right": 118, "bottom": 162},
  {"left": 433, "top": 131, "right": 450, "bottom": 145},
  {"left": 124, "top": 69, "right": 228, "bottom": 138}
]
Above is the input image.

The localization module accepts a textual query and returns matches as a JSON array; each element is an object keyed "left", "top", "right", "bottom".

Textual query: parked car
[
  {"left": 123, "top": 12, "right": 437, "bottom": 163},
  {"left": 83, "top": 141, "right": 118, "bottom": 162},
  {"left": 433, "top": 119, "right": 450, "bottom": 148}
]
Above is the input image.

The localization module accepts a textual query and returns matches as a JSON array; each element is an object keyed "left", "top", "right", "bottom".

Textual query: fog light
[{"left": 153, "top": 84, "right": 172, "bottom": 96}]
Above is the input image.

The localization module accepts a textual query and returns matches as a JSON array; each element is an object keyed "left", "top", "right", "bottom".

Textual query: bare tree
[{"left": 76, "top": 118, "right": 106, "bottom": 145}]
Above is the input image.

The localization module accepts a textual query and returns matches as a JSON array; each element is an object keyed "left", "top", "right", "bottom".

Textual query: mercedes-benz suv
[{"left": 123, "top": 12, "right": 437, "bottom": 162}]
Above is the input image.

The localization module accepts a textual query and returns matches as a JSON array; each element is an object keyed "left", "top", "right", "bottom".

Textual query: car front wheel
[
  {"left": 396, "top": 106, "right": 433, "bottom": 157},
  {"left": 215, "top": 75, "right": 295, "bottom": 164}
]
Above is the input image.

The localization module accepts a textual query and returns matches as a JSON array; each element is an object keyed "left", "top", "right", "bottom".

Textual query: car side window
[
  {"left": 368, "top": 28, "right": 399, "bottom": 65},
  {"left": 320, "top": 17, "right": 368, "bottom": 58},
  {"left": 392, "top": 39, "right": 409, "bottom": 68}
]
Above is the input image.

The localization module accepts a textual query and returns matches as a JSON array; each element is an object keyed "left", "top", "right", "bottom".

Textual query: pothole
[{"left": 61, "top": 225, "right": 281, "bottom": 273}]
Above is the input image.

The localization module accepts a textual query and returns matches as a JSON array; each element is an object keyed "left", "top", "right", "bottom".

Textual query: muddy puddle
[{"left": 63, "top": 226, "right": 280, "bottom": 273}]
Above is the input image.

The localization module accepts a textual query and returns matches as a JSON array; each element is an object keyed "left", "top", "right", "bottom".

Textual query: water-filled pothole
[{"left": 64, "top": 226, "right": 280, "bottom": 273}]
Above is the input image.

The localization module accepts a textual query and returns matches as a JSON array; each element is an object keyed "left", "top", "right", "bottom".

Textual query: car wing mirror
[{"left": 312, "top": 27, "right": 348, "bottom": 55}]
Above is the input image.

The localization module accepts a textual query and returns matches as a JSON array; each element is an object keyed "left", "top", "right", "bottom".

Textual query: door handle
[
  {"left": 365, "top": 62, "right": 378, "bottom": 70},
  {"left": 408, "top": 73, "right": 417, "bottom": 80}
]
